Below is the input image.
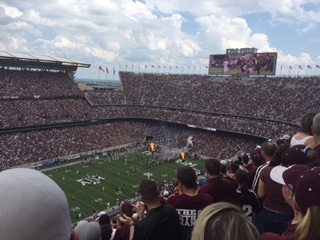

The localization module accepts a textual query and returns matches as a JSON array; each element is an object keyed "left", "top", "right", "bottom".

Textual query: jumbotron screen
[{"left": 208, "top": 52, "right": 277, "bottom": 75}]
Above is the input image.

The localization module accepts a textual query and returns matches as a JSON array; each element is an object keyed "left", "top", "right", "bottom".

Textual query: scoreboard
[{"left": 209, "top": 48, "right": 277, "bottom": 76}]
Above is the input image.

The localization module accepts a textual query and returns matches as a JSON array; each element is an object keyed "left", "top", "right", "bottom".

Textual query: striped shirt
[{"left": 251, "top": 161, "right": 270, "bottom": 192}]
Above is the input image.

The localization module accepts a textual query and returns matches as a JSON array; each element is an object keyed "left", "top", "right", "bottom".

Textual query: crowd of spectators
[
  {"left": 118, "top": 72, "right": 320, "bottom": 123},
  {"left": 0, "top": 69, "right": 310, "bottom": 138},
  {"left": 0, "top": 120, "right": 262, "bottom": 169},
  {"left": 84, "top": 89, "right": 125, "bottom": 105},
  {"left": 0, "top": 99, "right": 94, "bottom": 128},
  {"left": 0, "top": 121, "right": 147, "bottom": 168},
  {"left": 0, "top": 69, "right": 319, "bottom": 169},
  {"left": 0, "top": 69, "right": 82, "bottom": 97},
  {"left": 95, "top": 105, "right": 299, "bottom": 139}
]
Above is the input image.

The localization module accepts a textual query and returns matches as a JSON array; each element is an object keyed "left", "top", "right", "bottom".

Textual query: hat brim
[{"left": 270, "top": 166, "right": 287, "bottom": 185}]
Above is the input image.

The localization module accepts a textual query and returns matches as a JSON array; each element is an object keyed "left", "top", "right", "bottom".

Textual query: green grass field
[{"left": 43, "top": 150, "right": 204, "bottom": 224}]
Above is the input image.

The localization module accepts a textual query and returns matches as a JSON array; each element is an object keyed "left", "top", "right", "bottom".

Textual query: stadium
[{"left": 1, "top": 48, "right": 320, "bottom": 238}]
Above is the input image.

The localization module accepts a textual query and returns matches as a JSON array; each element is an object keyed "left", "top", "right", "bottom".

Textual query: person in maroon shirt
[
  {"left": 198, "top": 158, "right": 238, "bottom": 204},
  {"left": 261, "top": 164, "right": 310, "bottom": 240},
  {"left": 114, "top": 203, "right": 135, "bottom": 240},
  {"left": 166, "top": 166, "right": 213, "bottom": 240},
  {"left": 258, "top": 165, "right": 293, "bottom": 234},
  {"left": 235, "top": 169, "right": 261, "bottom": 222},
  {"left": 257, "top": 145, "right": 296, "bottom": 235},
  {"left": 247, "top": 151, "right": 263, "bottom": 187},
  {"left": 220, "top": 163, "right": 237, "bottom": 188}
]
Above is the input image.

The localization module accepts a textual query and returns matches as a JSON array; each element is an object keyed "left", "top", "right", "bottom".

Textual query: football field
[{"left": 43, "top": 150, "right": 205, "bottom": 224}]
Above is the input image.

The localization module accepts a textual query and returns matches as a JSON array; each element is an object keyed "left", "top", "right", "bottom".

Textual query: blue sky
[{"left": 0, "top": 0, "right": 320, "bottom": 80}]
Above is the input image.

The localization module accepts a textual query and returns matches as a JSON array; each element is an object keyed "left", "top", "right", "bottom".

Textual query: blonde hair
[
  {"left": 191, "top": 202, "right": 259, "bottom": 240},
  {"left": 295, "top": 206, "right": 320, "bottom": 240}
]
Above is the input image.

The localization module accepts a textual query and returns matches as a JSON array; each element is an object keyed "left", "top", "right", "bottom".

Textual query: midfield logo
[{"left": 76, "top": 174, "right": 105, "bottom": 186}]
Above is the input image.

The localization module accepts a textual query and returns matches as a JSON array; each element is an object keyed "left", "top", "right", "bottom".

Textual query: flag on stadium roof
[
  {"left": 316, "top": 65, "right": 320, "bottom": 69},
  {"left": 145, "top": 65, "right": 147, "bottom": 68},
  {"left": 308, "top": 65, "right": 312, "bottom": 69},
  {"left": 99, "top": 66, "right": 105, "bottom": 72},
  {"left": 106, "top": 67, "right": 109, "bottom": 74},
  {"left": 113, "top": 67, "right": 115, "bottom": 74},
  {"left": 290, "top": 66, "right": 292, "bottom": 70},
  {"left": 299, "top": 65, "right": 302, "bottom": 70},
  {"left": 151, "top": 65, "right": 155, "bottom": 68}
]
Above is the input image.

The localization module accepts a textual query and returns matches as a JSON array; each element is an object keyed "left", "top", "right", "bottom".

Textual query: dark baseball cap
[
  {"left": 281, "top": 145, "right": 316, "bottom": 167},
  {"left": 295, "top": 167, "right": 320, "bottom": 215},
  {"left": 270, "top": 164, "right": 310, "bottom": 192}
]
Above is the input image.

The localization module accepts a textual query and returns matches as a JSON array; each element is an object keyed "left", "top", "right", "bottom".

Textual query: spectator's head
[
  {"left": 269, "top": 144, "right": 290, "bottom": 167},
  {"left": 242, "top": 154, "right": 249, "bottom": 165},
  {"left": 312, "top": 113, "right": 320, "bottom": 136},
  {"left": 229, "top": 162, "right": 240, "bottom": 174},
  {"left": 276, "top": 139, "right": 285, "bottom": 146},
  {"left": 177, "top": 166, "right": 198, "bottom": 189},
  {"left": 250, "top": 151, "right": 263, "bottom": 167},
  {"left": 301, "top": 112, "right": 316, "bottom": 135},
  {"left": 121, "top": 203, "right": 134, "bottom": 217},
  {"left": 75, "top": 220, "right": 101, "bottom": 240},
  {"left": 235, "top": 169, "right": 249, "bottom": 186},
  {"left": 98, "top": 214, "right": 110, "bottom": 226},
  {"left": 270, "top": 164, "right": 310, "bottom": 206},
  {"left": 205, "top": 158, "right": 221, "bottom": 176},
  {"left": 280, "top": 134, "right": 291, "bottom": 144},
  {"left": 220, "top": 163, "right": 227, "bottom": 175},
  {"left": 294, "top": 167, "right": 320, "bottom": 240},
  {"left": 139, "top": 179, "right": 159, "bottom": 204},
  {"left": 191, "top": 202, "right": 259, "bottom": 240},
  {"left": 0, "top": 168, "right": 72, "bottom": 240},
  {"left": 261, "top": 141, "right": 276, "bottom": 161},
  {"left": 95, "top": 211, "right": 106, "bottom": 221}
]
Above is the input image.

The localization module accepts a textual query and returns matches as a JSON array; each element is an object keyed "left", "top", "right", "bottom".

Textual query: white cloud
[
  {"left": 0, "top": 3, "right": 22, "bottom": 18},
  {"left": 9, "top": 36, "right": 27, "bottom": 50},
  {"left": 22, "top": 9, "right": 55, "bottom": 27},
  {"left": 0, "top": 0, "right": 319, "bottom": 78}
]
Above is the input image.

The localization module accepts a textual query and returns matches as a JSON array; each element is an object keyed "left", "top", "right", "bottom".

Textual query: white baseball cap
[{"left": 0, "top": 168, "right": 72, "bottom": 240}]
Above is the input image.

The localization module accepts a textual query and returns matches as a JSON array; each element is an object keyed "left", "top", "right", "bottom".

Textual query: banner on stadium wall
[{"left": 0, "top": 96, "right": 19, "bottom": 99}]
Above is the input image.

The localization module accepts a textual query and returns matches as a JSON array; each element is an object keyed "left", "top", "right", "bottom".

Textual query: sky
[{"left": 1, "top": 0, "right": 320, "bottom": 80}]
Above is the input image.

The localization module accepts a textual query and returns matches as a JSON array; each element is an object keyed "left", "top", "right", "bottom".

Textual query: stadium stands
[{"left": 1, "top": 69, "right": 320, "bottom": 168}]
